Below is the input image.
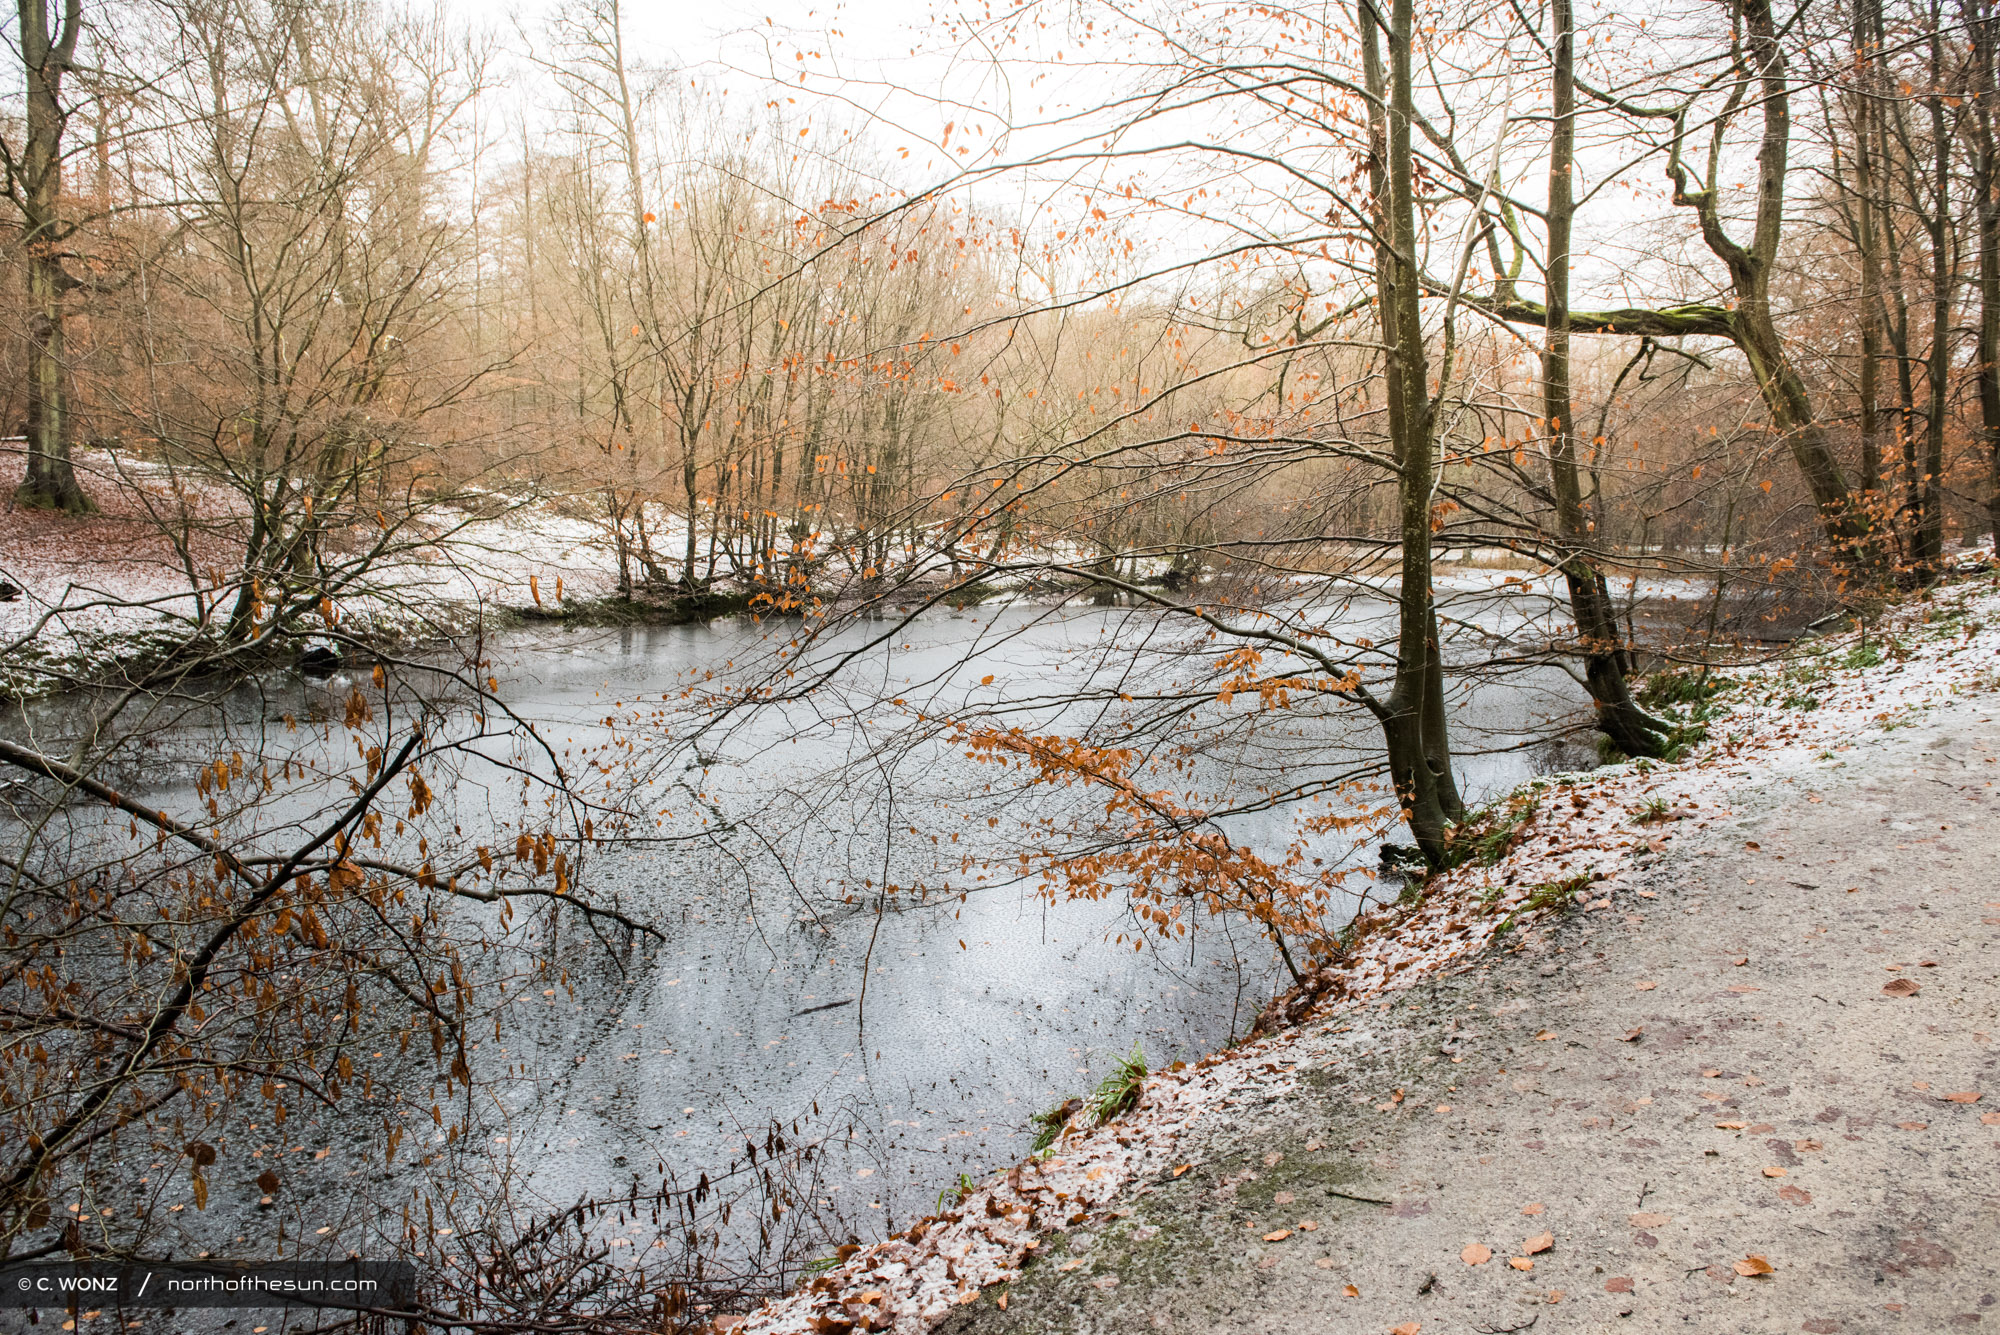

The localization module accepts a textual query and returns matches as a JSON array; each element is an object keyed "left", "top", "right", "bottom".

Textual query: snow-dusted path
[
  {"left": 937, "top": 690, "right": 1999, "bottom": 1334},
  {"left": 735, "top": 576, "right": 1999, "bottom": 1335}
]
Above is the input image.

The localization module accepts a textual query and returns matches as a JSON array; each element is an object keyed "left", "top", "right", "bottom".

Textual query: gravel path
[{"left": 937, "top": 693, "right": 2000, "bottom": 1334}]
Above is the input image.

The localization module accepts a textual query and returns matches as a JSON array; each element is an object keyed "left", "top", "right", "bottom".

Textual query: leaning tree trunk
[
  {"left": 1669, "top": 0, "right": 1882, "bottom": 576},
  {"left": 1543, "top": 0, "right": 1671, "bottom": 758},
  {"left": 11, "top": 0, "right": 93, "bottom": 514},
  {"left": 1362, "top": 0, "right": 1461, "bottom": 865}
]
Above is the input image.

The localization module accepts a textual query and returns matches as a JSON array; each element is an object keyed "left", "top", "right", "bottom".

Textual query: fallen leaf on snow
[
  {"left": 1628, "top": 1212, "right": 1671, "bottom": 1228},
  {"left": 1391, "top": 1323, "right": 1421, "bottom": 1335},
  {"left": 1943, "top": 1091, "right": 1982, "bottom": 1103},
  {"left": 1461, "top": 1243, "right": 1492, "bottom": 1265},
  {"left": 1172, "top": 1163, "right": 1191, "bottom": 1177},
  {"left": 1524, "top": 1231, "right": 1554, "bottom": 1255},
  {"left": 1263, "top": 1230, "right": 1292, "bottom": 1242},
  {"left": 1732, "top": 1255, "right": 1775, "bottom": 1277},
  {"left": 1634, "top": 980, "right": 1658, "bottom": 991},
  {"left": 1777, "top": 1185, "right": 1813, "bottom": 1206},
  {"left": 1604, "top": 1276, "right": 1636, "bottom": 1294},
  {"left": 1520, "top": 1202, "right": 1545, "bottom": 1216},
  {"left": 1339, "top": 1279, "right": 1358, "bottom": 1293},
  {"left": 1535, "top": 1030, "right": 1557, "bottom": 1041},
  {"left": 1509, "top": 1258, "right": 1535, "bottom": 1272},
  {"left": 1715, "top": 1120, "right": 1748, "bottom": 1130},
  {"left": 1882, "top": 978, "right": 1922, "bottom": 997},
  {"left": 1621, "top": 1028, "right": 1643, "bottom": 1042},
  {"left": 1981, "top": 1112, "right": 2000, "bottom": 1125},
  {"left": 1762, "top": 1166, "right": 1787, "bottom": 1178}
]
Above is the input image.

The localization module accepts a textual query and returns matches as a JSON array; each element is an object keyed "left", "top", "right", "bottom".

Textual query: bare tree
[{"left": 3, "top": 0, "right": 94, "bottom": 512}]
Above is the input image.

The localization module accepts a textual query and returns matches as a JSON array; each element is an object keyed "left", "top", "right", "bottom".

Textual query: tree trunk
[
  {"left": 1852, "top": 0, "right": 1886, "bottom": 498},
  {"left": 1917, "top": 13, "right": 1952, "bottom": 575},
  {"left": 1544, "top": 0, "right": 1671, "bottom": 758},
  {"left": 1362, "top": 0, "right": 1460, "bottom": 864},
  {"left": 11, "top": 0, "right": 94, "bottom": 514},
  {"left": 1972, "top": 0, "right": 2000, "bottom": 547}
]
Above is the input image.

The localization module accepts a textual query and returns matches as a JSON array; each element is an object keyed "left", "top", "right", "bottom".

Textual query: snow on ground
[
  {"left": 0, "top": 450, "right": 639, "bottom": 691},
  {"left": 732, "top": 568, "right": 2000, "bottom": 1335}
]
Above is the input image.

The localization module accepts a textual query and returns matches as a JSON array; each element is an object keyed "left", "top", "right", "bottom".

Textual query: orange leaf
[
  {"left": 980, "top": 674, "right": 995, "bottom": 686},
  {"left": 1509, "top": 1257, "right": 1535, "bottom": 1271},
  {"left": 1392, "top": 1324, "right": 1421, "bottom": 1335},
  {"left": 1943, "top": 1091, "right": 1981, "bottom": 1103},
  {"left": 1633, "top": 980, "right": 1657, "bottom": 991},
  {"left": 1461, "top": 1243, "right": 1492, "bottom": 1266},
  {"left": 1524, "top": 1231, "right": 1553, "bottom": 1255},
  {"left": 1520, "top": 1202, "right": 1545, "bottom": 1216},
  {"left": 1762, "top": 1166, "right": 1787, "bottom": 1178},
  {"left": 1341, "top": 1283, "right": 1360, "bottom": 1297},
  {"left": 1732, "top": 1255, "right": 1775, "bottom": 1277},
  {"left": 1263, "top": 1230, "right": 1292, "bottom": 1242},
  {"left": 1628, "top": 1212, "right": 1670, "bottom": 1228},
  {"left": 1882, "top": 978, "right": 1921, "bottom": 997},
  {"left": 1172, "top": 1163, "right": 1191, "bottom": 1177}
]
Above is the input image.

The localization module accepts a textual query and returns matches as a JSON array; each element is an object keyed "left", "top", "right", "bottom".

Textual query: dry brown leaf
[
  {"left": 1732, "top": 956, "right": 1749, "bottom": 966},
  {"left": 1628, "top": 1211, "right": 1671, "bottom": 1228},
  {"left": 1263, "top": 1229, "right": 1291, "bottom": 1242},
  {"left": 1461, "top": 1243, "right": 1493, "bottom": 1266},
  {"left": 1732, "top": 1255, "right": 1775, "bottom": 1277},
  {"left": 1604, "top": 1276, "right": 1636, "bottom": 1294},
  {"left": 1172, "top": 1163, "right": 1191, "bottom": 1177},
  {"left": 996, "top": 1293, "right": 1008, "bottom": 1311},
  {"left": 1298, "top": 1220, "right": 1319, "bottom": 1232},
  {"left": 1546, "top": 1290, "right": 1565, "bottom": 1303},
  {"left": 1524, "top": 1231, "right": 1554, "bottom": 1255},
  {"left": 1715, "top": 1120, "right": 1748, "bottom": 1130},
  {"left": 1882, "top": 977, "right": 1922, "bottom": 997},
  {"left": 1634, "top": 980, "right": 1658, "bottom": 991},
  {"left": 1943, "top": 1091, "right": 1982, "bottom": 1103},
  {"left": 1313, "top": 1257, "right": 1336, "bottom": 1270},
  {"left": 1340, "top": 1280, "right": 1359, "bottom": 1294},
  {"left": 1621, "top": 1027, "right": 1643, "bottom": 1042},
  {"left": 1762, "top": 1166, "right": 1787, "bottom": 1178},
  {"left": 1520, "top": 1202, "right": 1546, "bottom": 1216},
  {"left": 1744, "top": 841, "right": 1760, "bottom": 851},
  {"left": 1535, "top": 1030, "right": 1557, "bottom": 1041},
  {"left": 1509, "top": 1257, "right": 1535, "bottom": 1272},
  {"left": 1896, "top": 1120, "right": 1929, "bottom": 1130},
  {"left": 1391, "top": 1324, "right": 1421, "bottom": 1335},
  {"left": 1981, "top": 1112, "right": 2000, "bottom": 1125},
  {"left": 1777, "top": 1185, "right": 1813, "bottom": 1206}
]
